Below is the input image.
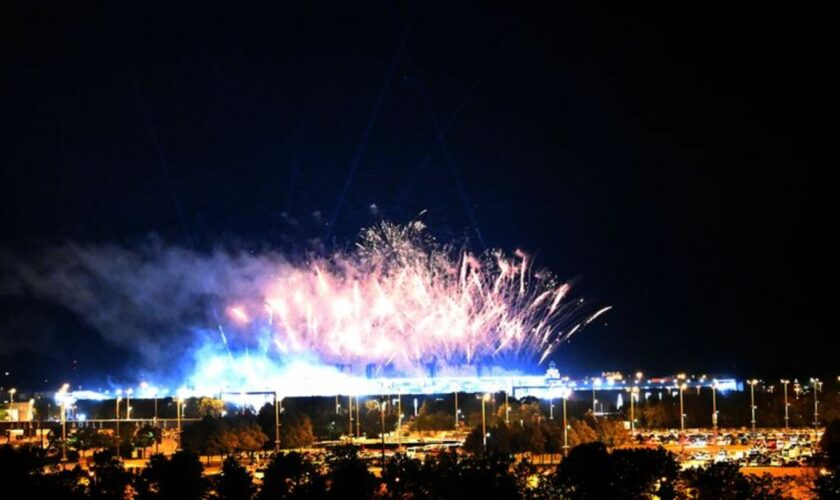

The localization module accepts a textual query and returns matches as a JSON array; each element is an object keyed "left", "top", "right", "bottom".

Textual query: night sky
[{"left": 1, "top": 2, "right": 835, "bottom": 386}]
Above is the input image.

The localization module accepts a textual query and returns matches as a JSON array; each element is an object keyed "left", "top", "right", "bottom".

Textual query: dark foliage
[
  {"left": 216, "top": 455, "right": 256, "bottom": 500},
  {"left": 257, "top": 452, "right": 327, "bottom": 500}
]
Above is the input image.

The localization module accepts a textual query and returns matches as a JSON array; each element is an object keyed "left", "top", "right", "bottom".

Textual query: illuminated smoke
[
  {"left": 1, "top": 221, "right": 608, "bottom": 391},
  {"left": 218, "top": 221, "right": 605, "bottom": 377}
]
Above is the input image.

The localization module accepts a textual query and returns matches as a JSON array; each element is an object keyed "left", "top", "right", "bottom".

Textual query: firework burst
[{"left": 222, "top": 221, "right": 608, "bottom": 376}]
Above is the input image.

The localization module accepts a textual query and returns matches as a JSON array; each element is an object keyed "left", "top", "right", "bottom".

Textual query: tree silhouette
[
  {"left": 181, "top": 415, "right": 220, "bottom": 456},
  {"left": 280, "top": 412, "right": 316, "bottom": 450},
  {"left": 0, "top": 444, "right": 53, "bottom": 492},
  {"left": 38, "top": 465, "right": 89, "bottom": 499},
  {"left": 550, "top": 442, "right": 680, "bottom": 499},
  {"left": 114, "top": 421, "right": 137, "bottom": 459},
  {"left": 197, "top": 397, "right": 226, "bottom": 417},
  {"left": 216, "top": 456, "right": 255, "bottom": 500},
  {"left": 133, "top": 424, "right": 162, "bottom": 458},
  {"left": 593, "top": 417, "right": 632, "bottom": 449},
  {"left": 820, "top": 420, "right": 840, "bottom": 469},
  {"left": 89, "top": 449, "right": 132, "bottom": 500},
  {"left": 815, "top": 470, "right": 840, "bottom": 499},
  {"left": 682, "top": 462, "right": 753, "bottom": 500},
  {"left": 610, "top": 448, "right": 680, "bottom": 499},
  {"left": 411, "top": 402, "right": 453, "bottom": 433},
  {"left": 258, "top": 451, "right": 327, "bottom": 500},
  {"left": 137, "top": 451, "right": 208, "bottom": 500},
  {"left": 257, "top": 403, "right": 316, "bottom": 450},
  {"left": 459, "top": 454, "right": 519, "bottom": 500},
  {"left": 68, "top": 426, "right": 100, "bottom": 459},
  {"left": 567, "top": 418, "right": 598, "bottom": 447},
  {"left": 360, "top": 404, "right": 397, "bottom": 439},
  {"left": 420, "top": 451, "right": 461, "bottom": 498},
  {"left": 552, "top": 442, "right": 613, "bottom": 498},
  {"left": 325, "top": 444, "right": 378, "bottom": 499},
  {"left": 381, "top": 453, "right": 427, "bottom": 499}
]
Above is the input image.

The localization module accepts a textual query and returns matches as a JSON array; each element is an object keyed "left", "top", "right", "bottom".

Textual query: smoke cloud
[
  {"left": 0, "top": 238, "right": 287, "bottom": 379},
  {"left": 0, "top": 223, "right": 604, "bottom": 392}
]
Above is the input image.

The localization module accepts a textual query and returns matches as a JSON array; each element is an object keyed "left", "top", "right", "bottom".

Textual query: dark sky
[{"left": 1, "top": 1, "right": 836, "bottom": 385}]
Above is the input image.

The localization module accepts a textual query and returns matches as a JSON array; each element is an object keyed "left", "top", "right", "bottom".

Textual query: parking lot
[{"left": 634, "top": 428, "right": 823, "bottom": 469}]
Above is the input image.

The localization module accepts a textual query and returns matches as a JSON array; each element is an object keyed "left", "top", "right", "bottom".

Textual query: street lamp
[
  {"left": 397, "top": 391, "right": 403, "bottom": 448},
  {"left": 126, "top": 388, "right": 133, "bottom": 420},
  {"left": 592, "top": 378, "right": 602, "bottom": 418},
  {"left": 8, "top": 388, "right": 15, "bottom": 404},
  {"left": 711, "top": 380, "right": 719, "bottom": 433},
  {"left": 748, "top": 379, "right": 758, "bottom": 434},
  {"left": 151, "top": 388, "right": 160, "bottom": 453},
  {"left": 355, "top": 395, "right": 361, "bottom": 438},
  {"left": 679, "top": 383, "right": 687, "bottom": 432},
  {"left": 153, "top": 388, "right": 158, "bottom": 421},
  {"left": 57, "top": 383, "right": 70, "bottom": 462},
  {"left": 115, "top": 394, "right": 122, "bottom": 457},
  {"left": 549, "top": 397, "right": 555, "bottom": 420},
  {"left": 176, "top": 396, "right": 184, "bottom": 449},
  {"left": 630, "top": 386, "right": 639, "bottom": 432},
  {"left": 454, "top": 391, "right": 459, "bottom": 430},
  {"left": 379, "top": 398, "right": 387, "bottom": 466},
  {"left": 176, "top": 388, "right": 186, "bottom": 450},
  {"left": 348, "top": 395, "right": 354, "bottom": 438},
  {"left": 781, "top": 379, "right": 790, "bottom": 430},
  {"left": 274, "top": 391, "right": 281, "bottom": 452},
  {"left": 811, "top": 378, "right": 821, "bottom": 431},
  {"left": 481, "top": 393, "right": 490, "bottom": 452},
  {"left": 504, "top": 390, "right": 510, "bottom": 425},
  {"left": 141, "top": 382, "right": 160, "bottom": 426},
  {"left": 560, "top": 387, "right": 570, "bottom": 456}
]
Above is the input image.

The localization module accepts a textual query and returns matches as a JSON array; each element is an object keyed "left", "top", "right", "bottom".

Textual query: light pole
[
  {"left": 126, "top": 388, "right": 133, "bottom": 420},
  {"left": 679, "top": 383, "right": 686, "bottom": 432},
  {"left": 335, "top": 395, "right": 340, "bottom": 415},
  {"left": 61, "top": 401, "right": 67, "bottom": 461},
  {"left": 561, "top": 388, "right": 570, "bottom": 456},
  {"left": 348, "top": 395, "right": 353, "bottom": 438},
  {"left": 505, "top": 391, "right": 510, "bottom": 425},
  {"left": 152, "top": 389, "right": 160, "bottom": 453},
  {"left": 57, "top": 383, "right": 69, "bottom": 462},
  {"left": 549, "top": 397, "right": 555, "bottom": 420},
  {"left": 781, "top": 379, "right": 790, "bottom": 430},
  {"left": 711, "top": 380, "right": 718, "bottom": 433},
  {"left": 748, "top": 379, "right": 758, "bottom": 434},
  {"left": 811, "top": 378, "right": 821, "bottom": 432},
  {"left": 380, "top": 398, "right": 387, "bottom": 466},
  {"left": 176, "top": 396, "right": 183, "bottom": 450},
  {"left": 115, "top": 391, "right": 122, "bottom": 458},
  {"left": 454, "top": 391, "right": 459, "bottom": 430},
  {"left": 633, "top": 373, "right": 643, "bottom": 432},
  {"left": 592, "top": 378, "right": 602, "bottom": 418},
  {"left": 8, "top": 388, "right": 15, "bottom": 404},
  {"left": 397, "top": 392, "right": 402, "bottom": 448},
  {"left": 630, "top": 386, "right": 639, "bottom": 432},
  {"left": 274, "top": 391, "right": 281, "bottom": 452},
  {"left": 355, "top": 395, "right": 361, "bottom": 438},
  {"left": 139, "top": 384, "right": 161, "bottom": 453},
  {"left": 481, "top": 393, "right": 490, "bottom": 452}
]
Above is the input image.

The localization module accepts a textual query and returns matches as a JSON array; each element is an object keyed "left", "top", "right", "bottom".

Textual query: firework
[{"left": 217, "top": 221, "right": 608, "bottom": 378}]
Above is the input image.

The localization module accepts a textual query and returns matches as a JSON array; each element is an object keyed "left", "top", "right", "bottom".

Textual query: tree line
[{"left": 2, "top": 439, "right": 828, "bottom": 499}]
